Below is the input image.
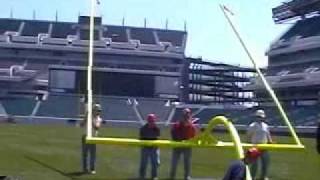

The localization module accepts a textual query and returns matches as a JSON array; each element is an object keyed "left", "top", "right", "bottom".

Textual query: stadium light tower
[{"left": 87, "top": 0, "right": 99, "bottom": 138}]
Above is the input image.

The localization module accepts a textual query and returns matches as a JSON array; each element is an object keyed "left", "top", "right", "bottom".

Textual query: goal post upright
[
  {"left": 219, "top": 4, "right": 302, "bottom": 146},
  {"left": 86, "top": 0, "right": 96, "bottom": 139}
]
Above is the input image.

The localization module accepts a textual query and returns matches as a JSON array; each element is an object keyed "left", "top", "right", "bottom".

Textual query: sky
[{"left": 0, "top": 0, "right": 292, "bottom": 67}]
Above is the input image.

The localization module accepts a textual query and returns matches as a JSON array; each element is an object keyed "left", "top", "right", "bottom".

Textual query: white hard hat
[
  {"left": 93, "top": 103, "right": 102, "bottom": 112},
  {"left": 255, "top": 109, "right": 266, "bottom": 118}
]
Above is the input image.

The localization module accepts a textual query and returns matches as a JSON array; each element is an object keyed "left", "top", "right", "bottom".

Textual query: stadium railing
[
  {"left": 0, "top": 35, "right": 7, "bottom": 42},
  {"left": 72, "top": 39, "right": 106, "bottom": 48},
  {"left": 11, "top": 36, "right": 37, "bottom": 44},
  {"left": 42, "top": 37, "right": 68, "bottom": 45}
]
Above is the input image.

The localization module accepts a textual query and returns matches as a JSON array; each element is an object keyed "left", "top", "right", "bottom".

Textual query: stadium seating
[
  {"left": 189, "top": 108, "right": 254, "bottom": 125},
  {"left": 170, "top": 105, "right": 319, "bottom": 127},
  {"left": 36, "top": 95, "right": 81, "bottom": 118},
  {"left": 51, "top": 22, "right": 76, "bottom": 38},
  {"left": 0, "top": 18, "right": 186, "bottom": 54},
  {"left": 21, "top": 21, "right": 50, "bottom": 36},
  {"left": 135, "top": 98, "right": 171, "bottom": 122},
  {"left": 1, "top": 97, "right": 36, "bottom": 116},
  {"left": 242, "top": 106, "right": 318, "bottom": 126},
  {"left": 96, "top": 96, "right": 138, "bottom": 121},
  {"left": 10, "top": 21, "right": 50, "bottom": 44},
  {"left": 0, "top": 19, "right": 21, "bottom": 34},
  {"left": 0, "top": 60, "right": 23, "bottom": 68},
  {"left": 42, "top": 23, "right": 75, "bottom": 45},
  {"left": 193, "top": 108, "right": 225, "bottom": 123},
  {"left": 168, "top": 46, "right": 184, "bottom": 53},
  {"left": 286, "top": 105, "right": 319, "bottom": 126},
  {"left": 280, "top": 16, "right": 320, "bottom": 41},
  {"left": 267, "top": 64, "right": 320, "bottom": 76},
  {"left": 0, "top": 103, "right": 6, "bottom": 115},
  {"left": 299, "top": 17, "right": 320, "bottom": 37},
  {"left": 79, "top": 29, "right": 99, "bottom": 40},
  {"left": 130, "top": 28, "right": 156, "bottom": 45},
  {"left": 266, "top": 68, "right": 282, "bottom": 76},
  {"left": 103, "top": 26, "right": 128, "bottom": 42},
  {"left": 157, "top": 30, "right": 185, "bottom": 47}
]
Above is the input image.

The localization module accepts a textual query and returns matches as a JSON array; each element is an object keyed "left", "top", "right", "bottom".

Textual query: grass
[{"left": 0, "top": 123, "right": 319, "bottom": 180}]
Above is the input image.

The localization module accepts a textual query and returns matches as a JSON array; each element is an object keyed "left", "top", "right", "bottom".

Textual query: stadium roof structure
[
  {"left": 267, "top": 15, "right": 320, "bottom": 57},
  {"left": 259, "top": 2, "right": 320, "bottom": 104},
  {"left": 272, "top": 0, "right": 320, "bottom": 23},
  {"left": 189, "top": 58, "right": 258, "bottom": 70},
  {"left": 0, "top": 16, "right": 187, "bottom": 58}
]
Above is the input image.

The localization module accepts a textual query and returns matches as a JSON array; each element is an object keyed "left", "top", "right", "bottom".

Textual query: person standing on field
[
  {"left": 81, "top": 103, "right": 102, "bottom": 174},
  {"left": 139, "top": 114, "right": 160, "bottom": 180},
  {"left": 247, "top": 109, "right": 273, "bottom": 180},
  {"left": 169, "top": 108, "right": 197, "bottom": 180}
]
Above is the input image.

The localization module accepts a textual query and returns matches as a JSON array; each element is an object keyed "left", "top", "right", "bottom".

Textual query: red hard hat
[
  {"left": 147, "top": 114, "right": 157, "bottom": 123},
  {"left": 246, "top": 147, "right": 261, "bottom": 159}
]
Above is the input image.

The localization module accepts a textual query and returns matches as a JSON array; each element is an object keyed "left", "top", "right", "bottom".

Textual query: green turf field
[{"left": 0, "top": 124, "right": 319, "bottom": 180}]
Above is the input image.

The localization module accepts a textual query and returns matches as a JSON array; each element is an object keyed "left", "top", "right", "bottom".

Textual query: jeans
[
  {"left": 81, "top": 135, "right": 96, "bottom": 172},
  {"left": 169, "top": 148, "right": 192, "bottom": 179},
  {"left": 139, "top": 147, "right": 158, "bottom": 179},
  {"left": 156, "top": 148, "right": 160, "bottom": 166},
  {"left": 250, "top": 150, "right": 270, "bottom": 179}
]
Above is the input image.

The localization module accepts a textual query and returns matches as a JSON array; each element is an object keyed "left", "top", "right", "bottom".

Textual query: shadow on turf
[
  {"left": 24, "top": 155, "right": 108, "bottom": 180},
  {"left": 24, "top": 156, "right": 220, "bottom": 180}
]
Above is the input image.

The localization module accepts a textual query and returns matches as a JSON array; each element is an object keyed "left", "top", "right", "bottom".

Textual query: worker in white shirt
[
  {"left": 81, "top": 103, "right": 102, "bottom": 174},
  {"left": 247, "top": 109, "right": 273, "bottom": 180}
]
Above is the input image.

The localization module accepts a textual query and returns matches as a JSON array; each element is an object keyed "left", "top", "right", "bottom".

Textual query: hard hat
[
  {"left": 246, "top": 147, "right": 261, "bottom": 159},
  {"left": 147, "top": 113, "right": 157, "bottom": 123},
  {"left": 93, "top": 103, "right": 102, "bottom": 112},
  {"left": 183, "top": 108, "right": 192, "bottom": 115},
  {"left": 255, "top": 109, "right": 266, "bottom": 118}
]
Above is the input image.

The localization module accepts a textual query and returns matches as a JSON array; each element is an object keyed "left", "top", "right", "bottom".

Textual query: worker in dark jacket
[
  {"left": 169, "top": 108, "right": 196, "bottom": 180},
  {"left": 139, "top": 114, "right": 160, "bottom": 180}
]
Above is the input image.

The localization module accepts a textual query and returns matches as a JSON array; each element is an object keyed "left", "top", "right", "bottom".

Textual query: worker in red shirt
[{"left": 169, "top": 108, "right": 196, "bottom": 180}]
